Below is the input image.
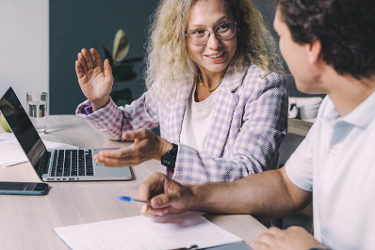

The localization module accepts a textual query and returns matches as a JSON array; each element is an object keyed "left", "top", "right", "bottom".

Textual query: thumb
[{"left": 150, "top": 192, "right": 181, "bottom": 209}]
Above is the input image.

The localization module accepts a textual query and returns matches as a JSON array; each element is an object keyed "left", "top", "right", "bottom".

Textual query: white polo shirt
[{"left": 286, "top": 90, "right": 375, "bottom": 249}]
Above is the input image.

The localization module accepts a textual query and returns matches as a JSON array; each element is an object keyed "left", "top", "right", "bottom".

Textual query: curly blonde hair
[{"left": 145, "top": 0, "right": 283, "bottom": 99}]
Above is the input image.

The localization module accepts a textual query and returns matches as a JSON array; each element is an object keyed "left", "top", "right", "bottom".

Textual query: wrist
[
  {"left": 189, "top": 185, "right": 202, "bottom": 211},
  {"left": 91, "top": 96, "right": 110, "bottom": 112},
  {"left": 159, "top": 139, "right": 173, "bottom": 160}
]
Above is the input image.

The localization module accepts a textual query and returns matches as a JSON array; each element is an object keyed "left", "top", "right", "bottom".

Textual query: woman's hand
[
  {"left": 94, "top": 129, "right": 173, "bottom": 167},
  {"left": 75, "top": 48, "right": 114, "bottom": 111},
  {"left": 136, "top": 173, "right": 196, "bottom": 218}
]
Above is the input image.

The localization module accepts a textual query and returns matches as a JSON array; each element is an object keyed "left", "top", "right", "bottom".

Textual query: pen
[{"left": 118, "top": 196, "right": 151, "bottom": 205}]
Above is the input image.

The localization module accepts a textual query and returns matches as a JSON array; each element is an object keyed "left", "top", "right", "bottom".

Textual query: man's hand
[
  {"left": 251, "top": 226, "right": 328, "bottom": 250},
  {"left": 94, "top": 129, "right": 172, "bottom": 167},
  {"left": 75, "top": 48, "right": 113, "bottom": 111},
  {"left": 136, "top": 173, "right": 196, "bottom": 218}
]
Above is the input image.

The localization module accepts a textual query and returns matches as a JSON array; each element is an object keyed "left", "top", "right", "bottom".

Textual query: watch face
[{"left": 161, "top": 144, "right": 178, "bottom": 169}]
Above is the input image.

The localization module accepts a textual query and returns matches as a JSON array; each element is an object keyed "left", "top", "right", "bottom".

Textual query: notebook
[{"left": 0, "top": 87, "right": 132, "bottom": 181}]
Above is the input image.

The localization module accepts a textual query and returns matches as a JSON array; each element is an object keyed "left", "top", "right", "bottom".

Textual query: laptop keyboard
[{"left": 50, "top": 149, "right": 94, "bottom": 177}]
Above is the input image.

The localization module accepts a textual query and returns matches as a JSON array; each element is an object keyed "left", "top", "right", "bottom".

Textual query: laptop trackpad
[
  {"left": 92, "top": 149, "right": 132, "bottom": 180},
  {"left": 94, "top": 162, "right": 132, "bottom": 179}
]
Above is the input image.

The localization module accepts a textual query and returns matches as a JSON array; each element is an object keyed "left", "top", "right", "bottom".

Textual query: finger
[
  {"left": 77, "top": 52, "right": 88, "bottom": 73},
  {"left": 103, "top": 59, "right": 113, "bottom": 79},
  {"left": 81, "top": 48, "right": 94, "bottom": 69},
  {"left": 252, "top": 232, "right": 275, "bottom": 248},
  {"left": 75, "top": 60, "right": 85, "bottom": 80},
  {"left": 148, "top": 207, "right": 169, "bottom": 217},
  {"left": 122, "top": 129, "right": 148, "bottom": 141},
  {"left": 251, "top": 240, "right": 269, "bottom": 250},
  {"left": 97, "top": 148, "right": 133, "bottom": 159},
  {"left": 94, "top": 154, "right": 134, "bottom": 167},
  {"left": 90, "top": 48, "right": 103, "bottom": 69},
  {"left": 95, "top": 146, "right": 150, "bottom": 167},
  {"left": 142, "top": 206, "right": 169, "bottom": 218},
  {"left": 137, "top": 173, "right": 168, "bottom": 201},
  {"left": 139, "top": 204, "right": 157, "bottom": 218},
  {"left": 141, "top": 201, "right": 170, "bottom": 217},
  {"left": 150, "top": 192, "right": 179, "bottom": 209},
  {"left": 267, "top": 227, "right": 281, "bottom": 236},
  {"left": 137, "top": 173, "right": 170, "bottom": 216},
  {"left": 141, "top": 208, "right": 159, "bottom": 218}
]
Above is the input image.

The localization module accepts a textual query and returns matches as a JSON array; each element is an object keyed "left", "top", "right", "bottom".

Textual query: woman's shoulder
[
  {"left": 241, "top": 64, "right": 286, "bottom": 89},
  {"left": 147, "top": 77, "right": 194, "bottom": 106}
]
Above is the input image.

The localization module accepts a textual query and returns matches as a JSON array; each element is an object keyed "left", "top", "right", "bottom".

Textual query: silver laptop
[{"left": 0, "top": 87, "right": 132, "bottom": 182}]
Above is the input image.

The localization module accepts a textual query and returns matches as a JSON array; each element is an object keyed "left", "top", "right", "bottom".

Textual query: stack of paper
[
  {"left": 54, "top": 212, "right": 245, "bottom": 250},
  {"left": 0, "top": 139, "right": 28, "bottom": 167},
  {"left": 0, "top": 132, "right": 78, "bottom": 167}
]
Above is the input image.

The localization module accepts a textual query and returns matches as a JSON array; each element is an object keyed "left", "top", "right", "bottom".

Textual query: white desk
[{"left": 0, "top": 115, "right": 266, "bottom": 250}]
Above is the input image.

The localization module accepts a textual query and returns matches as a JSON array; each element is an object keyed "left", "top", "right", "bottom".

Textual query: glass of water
[{"left": 26, "top": 91, "right": 48, "bottom": 134}]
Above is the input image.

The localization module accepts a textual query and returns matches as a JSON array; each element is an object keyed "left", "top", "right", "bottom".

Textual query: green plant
[
  {"left": 0, "top": 112, "right": 11, "bottom": 132},
  {"left": 102, "top": 29, "right": 142, "bottom": 104}
]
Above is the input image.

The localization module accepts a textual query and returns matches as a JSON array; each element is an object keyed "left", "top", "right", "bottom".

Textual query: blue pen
[{"left": 118, "top": 196, "right": 151, "bottom": 205}]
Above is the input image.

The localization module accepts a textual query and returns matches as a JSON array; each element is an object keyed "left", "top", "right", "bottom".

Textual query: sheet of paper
[
  {"left": 54, "top": 212, "right": 243, "bottom": 250},
  {"left": 0, "top": 132, "right": 15, "bottom": 141},
  {"left": 0, "top": 139, "right": 28, "bottom": 167},
  {"left": 0, "top": 133, "right": 78, "bottom": 167}
]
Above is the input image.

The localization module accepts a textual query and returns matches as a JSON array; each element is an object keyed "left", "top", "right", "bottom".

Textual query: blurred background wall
[
  {"left": 49, "top": 0, "right": 160, "bottom": 114},
  {"left": 0, "top": 0, "right": 49, "bottom": 110}
]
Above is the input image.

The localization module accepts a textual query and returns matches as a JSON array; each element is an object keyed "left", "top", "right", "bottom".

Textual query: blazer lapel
[
  {"left": 205, "top": 63, "right": 245, "bottom": 157},
  {"left": 169, "top": 81, "right": 193, "bottom": 143}
]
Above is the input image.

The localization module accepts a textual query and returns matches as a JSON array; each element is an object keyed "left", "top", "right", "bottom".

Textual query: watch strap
[{"left": 161, "top": 143, "right": 178, "bottom": 169}]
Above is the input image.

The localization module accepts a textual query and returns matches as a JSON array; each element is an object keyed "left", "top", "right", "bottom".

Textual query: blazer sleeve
[
  {"left": 75, "top": 91, "right": 160, "bottom": 140},
  {"left": 171, "top": 72, "right": 288, "bottom": 184}
]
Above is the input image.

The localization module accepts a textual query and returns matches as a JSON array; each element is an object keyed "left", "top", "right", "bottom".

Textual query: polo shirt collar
[{"left": 342, "top": 90, "right": 375, "bottom": 129}]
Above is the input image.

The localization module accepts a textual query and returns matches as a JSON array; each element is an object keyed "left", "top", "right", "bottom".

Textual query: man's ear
[{"left": 308, "top": 40, "right": 322, "bottom": 65}]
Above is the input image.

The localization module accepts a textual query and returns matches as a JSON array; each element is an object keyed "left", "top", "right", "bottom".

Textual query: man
[{"left": 136, "top": 0, "right": 375, "bottom": 249}]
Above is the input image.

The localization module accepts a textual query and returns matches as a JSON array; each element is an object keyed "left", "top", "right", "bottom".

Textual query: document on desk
[
  {"left": 0, "top": 139, "right": 28, "bottom": 167},
  {"left": 54, "top": 211, "right": 244, "bottom": 250},
  {"left": 0, "top": 133, "right": 78, "bottom": 167}
]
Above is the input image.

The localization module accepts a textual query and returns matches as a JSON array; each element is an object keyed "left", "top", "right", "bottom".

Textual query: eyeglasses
[{"left": 185, "top": 21, "right": 238, "bottom": 46}]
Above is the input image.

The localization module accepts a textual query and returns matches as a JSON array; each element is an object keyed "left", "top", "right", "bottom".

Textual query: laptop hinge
[{"left": 37, "top": 151, "right": 51, "bottom": 175}]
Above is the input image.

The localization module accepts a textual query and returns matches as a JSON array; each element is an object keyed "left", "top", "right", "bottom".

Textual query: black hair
[{"left": 273, "top": 0, "right": 375, "bottom": 79}]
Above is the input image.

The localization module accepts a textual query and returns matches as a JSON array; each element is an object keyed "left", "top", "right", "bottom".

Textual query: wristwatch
[{"left": 161, "top": 143, "right": 178, "bottom": 169}]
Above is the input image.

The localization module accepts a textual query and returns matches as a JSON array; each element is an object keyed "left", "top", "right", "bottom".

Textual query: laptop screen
[{"left": 0, "top": 87, "right": 46, "bottom": 169}]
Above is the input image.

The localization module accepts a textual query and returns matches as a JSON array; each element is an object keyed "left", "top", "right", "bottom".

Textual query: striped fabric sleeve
[{"left": 76, "top": 92, "right": 160, "bottom": 140}]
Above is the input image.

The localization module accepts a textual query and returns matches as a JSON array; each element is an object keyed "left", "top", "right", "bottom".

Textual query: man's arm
[
  {"left": 191, "top": 166, "right": 311, "bottom": 218},
  {"left": 137, "top": 166, "right": 312, "bottom": 219}
]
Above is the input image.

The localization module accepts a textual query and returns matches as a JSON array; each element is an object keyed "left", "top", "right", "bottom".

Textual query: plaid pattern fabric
[{"left": 76, "top": 63, "right": 288, "bottom": 184}]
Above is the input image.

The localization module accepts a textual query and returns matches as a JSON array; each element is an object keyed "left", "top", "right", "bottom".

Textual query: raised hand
[
  {"left": 75, "top": 48, "right": 114, "bottom": 111},
  {"left": 136, "top": 172, "right": 196, "bottom": 218}
]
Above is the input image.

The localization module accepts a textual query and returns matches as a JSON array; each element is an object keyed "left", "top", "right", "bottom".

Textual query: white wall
[{"left": 0, "top": 0, "right": 49, "bottom": 110}]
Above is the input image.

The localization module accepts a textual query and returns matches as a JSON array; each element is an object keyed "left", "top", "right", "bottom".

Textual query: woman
[{"left": 75, "top": 0, "right": 288, "bottom": 184}]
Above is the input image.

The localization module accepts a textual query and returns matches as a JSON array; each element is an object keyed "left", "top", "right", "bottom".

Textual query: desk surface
[{"left": 0, "top": 115, "right": 266, "bottom": 250}]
